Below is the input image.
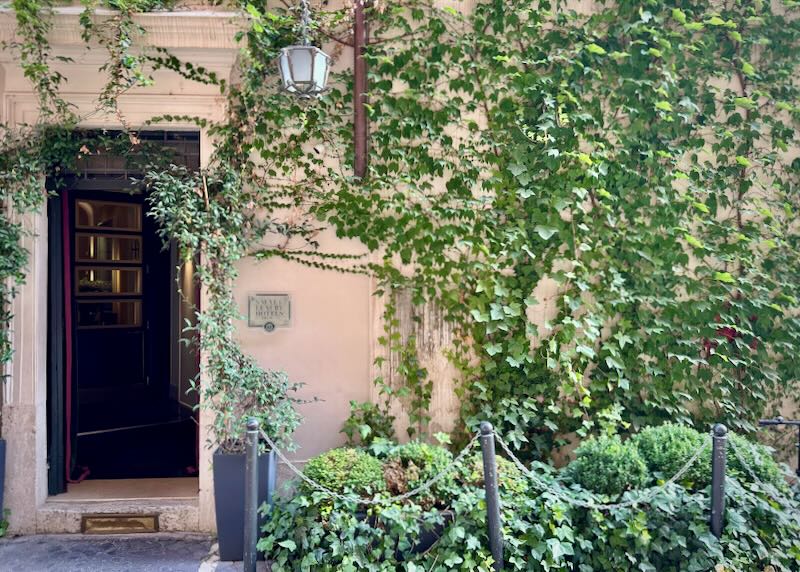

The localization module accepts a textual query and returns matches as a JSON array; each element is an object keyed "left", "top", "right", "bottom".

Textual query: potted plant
[
  {"left": 145, "top": 164, "right": 312, "bottom": 560},
  {"left": 144, "top": 165, "right": 306, "bottom": 560},
  {"left": 205, "top": 344, "right": 303, "bottom": 561}
]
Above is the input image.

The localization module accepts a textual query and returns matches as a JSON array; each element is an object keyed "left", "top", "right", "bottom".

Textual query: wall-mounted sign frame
[{"left": 248, "top": 293, "right": 291, "bottom": 332}]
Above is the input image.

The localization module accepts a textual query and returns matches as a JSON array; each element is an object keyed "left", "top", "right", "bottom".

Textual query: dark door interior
[
  {"left": 47, "top": 131, "right": 201, "bottom": 490},
  {"left": 67, "top": 190, "right": 198, "bottom": 480}
]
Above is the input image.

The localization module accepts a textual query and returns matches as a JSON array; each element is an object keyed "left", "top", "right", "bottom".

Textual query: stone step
[{"left": 37, "top": 498, "right": 199, "bottom": 534}]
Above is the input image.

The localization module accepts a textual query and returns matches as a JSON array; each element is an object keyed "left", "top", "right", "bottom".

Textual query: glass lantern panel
[
  {"left": 313, "top": 51, "right": 329, "bottom": 91},
  {"left": 289, "top": 47, "right": 314, "bottom": 85},
  {"left": 279, "top": 51, "right": 294, "bottom": 91}
]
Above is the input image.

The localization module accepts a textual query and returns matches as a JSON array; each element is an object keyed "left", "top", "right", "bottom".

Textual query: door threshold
[{"left": 49, "top": 477, "right": 199, "bottom": 503}]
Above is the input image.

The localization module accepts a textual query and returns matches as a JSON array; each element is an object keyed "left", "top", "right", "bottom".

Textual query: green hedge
[
  {"left": 260, "top": 427, "right": 800, "bottom": 571},
  {"left": 301, "top": 448, "right": 385, "bottom": 496},
  {"left": 727, "top": 433, "right": 789, "bottom": 493},
  {"left": 564, "top": 434, "right": 649, "bottom": 496},
  {"left": 566, "top": 424, "right": 789, "bottom": 495},
  {"left": 632, "top": 423, "right": 709, "bottom": 489}
]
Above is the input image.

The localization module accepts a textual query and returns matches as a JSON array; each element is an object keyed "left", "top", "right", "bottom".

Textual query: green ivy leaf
[
  {"left": 585, "top": 43, "right": 607, "bottom": 55},
  {"left": 714, "top": 271, "right": 736, "bottom": 284},
  {"left": 534, "top": 225, "right": 559, "bottom": 240},
  {"left": 684, "top": 234, "right": 704, "bottom": 249},
  {"left": 484, "top": 342, "right": 503, "bottom": 356},
  {"left": 470, "top": 309, "right": 488, "bottom": 323},
  {"left": 244, "top": 3, "right": 261, "bottom": 18}
]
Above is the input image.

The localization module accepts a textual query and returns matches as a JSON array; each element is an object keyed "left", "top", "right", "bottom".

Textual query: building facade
[
  {"left": 0, "top": 6, "right": 415, "bottom": 534},
  {"left": 3, "top": 0, "right": 797, "bottom": 538}
]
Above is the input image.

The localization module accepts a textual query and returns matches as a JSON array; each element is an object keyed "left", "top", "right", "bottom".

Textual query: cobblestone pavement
[{"left": 0, "top": 533, "right": 241, "bottom": 572}]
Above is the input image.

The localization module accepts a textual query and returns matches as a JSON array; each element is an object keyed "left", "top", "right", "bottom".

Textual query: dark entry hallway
[{"left": 47, "top": 132, "right": 201, "bottom": 487}]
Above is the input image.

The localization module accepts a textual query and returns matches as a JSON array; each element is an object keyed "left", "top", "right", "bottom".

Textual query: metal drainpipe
[{"left": 353, "top": 0, "right": 368, "bottom": 179}]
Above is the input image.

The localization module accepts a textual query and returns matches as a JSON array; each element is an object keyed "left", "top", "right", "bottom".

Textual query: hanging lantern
[{"left": 277, "top": 0, "right": 330, "bottom": 98}]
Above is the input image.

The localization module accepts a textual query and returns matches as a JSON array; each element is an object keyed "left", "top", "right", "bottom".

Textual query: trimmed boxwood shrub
[
  {"left": 632, "top": 423, "right": 709, "bottom": 489},
  {"left": 302, "top": 447, "right": 385, "bottom": 496},
  {"left": 564, "top": 434, "right": 650, "bottom": 496},
  {"left": 727, "top": 433, "right": 789, "bottom": 493},
  {"left": 633, "top": 423, "right": 789, "bottom": 493}
]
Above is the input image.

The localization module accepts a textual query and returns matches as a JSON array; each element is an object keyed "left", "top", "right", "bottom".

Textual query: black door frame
[{"left": 46, "top": 193, "right": 66, "bottom": 495}]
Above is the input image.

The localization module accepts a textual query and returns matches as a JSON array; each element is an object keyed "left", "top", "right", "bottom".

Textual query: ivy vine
[
  {"left": 3, "top": 0, "right": 800, "bottom": 465},
  {"left": 238, "top": 0, "right": 800, "bottom": 458}
]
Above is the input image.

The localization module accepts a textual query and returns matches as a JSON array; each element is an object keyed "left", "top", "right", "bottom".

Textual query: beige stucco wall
[{"left": 233, "top": 230, "right": 373, "bottom": 470}]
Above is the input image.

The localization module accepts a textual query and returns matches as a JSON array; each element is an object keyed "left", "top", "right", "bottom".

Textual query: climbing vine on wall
[
  {"left": 0, "top": 128, "right": 52, "bottom": 373},
  {"left": 145, "top": 166, "right": 304, "bottom": 452},
  {"left": 3, "top": 0, "right": 800, "bottom": 463},
  {"left": 241, "top": 0, "right": 800, "bottom": 458}
]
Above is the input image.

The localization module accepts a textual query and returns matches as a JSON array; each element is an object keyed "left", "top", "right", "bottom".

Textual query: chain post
[
  {"left": 796, "top": 424, "right": 800, "bottom": 478},
  {"left": 710, "top": 423, "right": 727, "bottom": 539},
  {"left": 243, "top": 418, "right": 260, "bottom": 572},
  {"left": 480, "top": 422, "right": 503, "bottom": 571}
]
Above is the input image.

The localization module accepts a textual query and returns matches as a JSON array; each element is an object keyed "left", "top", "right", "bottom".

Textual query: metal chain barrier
[
  {"left": 728, "top": 438, "right": 799, "bottom": 513},
  {"left": 260, "top": 424, "right": 708, "bottom": 511},
  {"left": 494, "top": 432, "right": 711, "bottom": 510},
  {"left": 259, "top": 428, "right": 481, "bottom": 506},
  {"left": 246, "top": 421, "right": 799, "bottom": 572},
  {"left": 259, "top": 423, "right": 799, "bottom": 514}
]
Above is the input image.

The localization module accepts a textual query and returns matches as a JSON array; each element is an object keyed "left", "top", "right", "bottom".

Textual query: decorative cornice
[
  {"left": 0, "top": 7, "right": 245, "bottom": 49},
  {"left": 2, "top": 91, "right": 228, "bottom": 127}
]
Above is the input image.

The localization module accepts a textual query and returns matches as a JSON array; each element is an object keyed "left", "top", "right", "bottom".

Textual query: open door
[{"left": 47, "top": 131, "right": 201, "bottom": 487}]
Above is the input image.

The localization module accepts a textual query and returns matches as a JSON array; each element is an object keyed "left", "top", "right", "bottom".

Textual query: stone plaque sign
[{"left": 248, "top": 293, "right": 291, "bottom": 331}]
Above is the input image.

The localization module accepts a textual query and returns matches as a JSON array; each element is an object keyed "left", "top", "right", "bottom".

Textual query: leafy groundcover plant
[{"left": 259, "top": 425, "right": 800, "bottom": 572}]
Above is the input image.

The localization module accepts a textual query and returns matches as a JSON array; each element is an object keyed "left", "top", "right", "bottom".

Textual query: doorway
[{"left": 47, "top": 131, "right": 201, "bottom": 491}]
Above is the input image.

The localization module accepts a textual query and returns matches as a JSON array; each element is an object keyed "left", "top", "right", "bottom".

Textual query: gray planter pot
[
  {"left": 0, "top": 439, "right": 5, "bottom": 515},
  {"left": 356, "top": 508, "right": 454, "bottom": 560},
  {"left": 213, "top": 449, "right": 277, "bottom": 562},
  {"left": 405, "top": 509, "right": 454, "bottom": 557}
]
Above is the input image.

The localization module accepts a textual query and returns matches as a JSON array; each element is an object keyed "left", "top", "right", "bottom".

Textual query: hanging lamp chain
[{"left": 300, "top": 0, "right": 311, "bottom": 45}]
